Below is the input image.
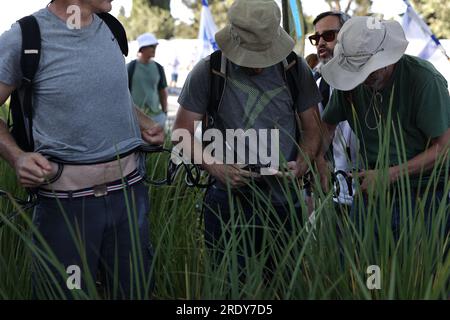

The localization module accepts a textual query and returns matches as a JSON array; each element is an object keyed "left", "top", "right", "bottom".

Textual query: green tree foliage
[
  {"left": 353, "top": 0, "right": 373, "bottom": 16},
  {"left": 121, "top": 0, "right": 383, "bottom": 41},
  {"left": 147, "top": 0, "right": 171, "bottom": 10},
  {"left": 305, "top": 0, "right": 373, "bottom": 36},
  {"left": 174, "top": 21, "right": 198, "bottom": 39},
  {"left": 324, "top": 0, "right": 372, "bottom": 15},
  {"left": 411, "top": 0, "right": 450, "bottom": 39},
  {"left": 118, "top": 0, "right": 175, "bottom": 40}
]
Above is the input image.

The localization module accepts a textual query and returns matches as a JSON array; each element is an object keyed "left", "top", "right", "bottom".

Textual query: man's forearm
[
  {"left": 389, "top": 136, "right": 450, "bottom": 183},
  {"left": 0, "top": 119, "right": 23, "bottom": 168},
  {"left": 172, "top": 131, "right": 219, "bottom": 169},
  {"left": 159, "top": 88, "right": 168, "bottom": 113},
  {"left": 298, "top": 130, "right": 321, "bottom": 163},
  {"left": 319, "top": 122, "right": 337, "bottom": 158},
  {"left": 298, "top": 106, "right": 325, "bottom": 162},
  {"left": 134, "top": 105, "right": 158, "bottom": 130}
]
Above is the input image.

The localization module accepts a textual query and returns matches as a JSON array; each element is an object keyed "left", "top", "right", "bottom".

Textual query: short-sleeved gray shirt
[
  {"left": 0, "top": 8, "right": 142, "bottom": 163},
  {"left": 178, "top": 55, "right": 321, "bottom": 204}
]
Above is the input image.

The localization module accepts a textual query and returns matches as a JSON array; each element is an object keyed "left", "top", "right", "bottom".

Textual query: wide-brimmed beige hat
[
  {"left": 321, "top": 16, "right": 408, "bottom": 91},
  {"left": 215, "top": 0, "right": 295, "bottom": 68}
]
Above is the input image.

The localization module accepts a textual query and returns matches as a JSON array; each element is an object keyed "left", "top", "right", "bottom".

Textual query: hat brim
[
  {"left": 139, "top": 42, "right": 159, "bottom": 50},
  {"left": 215, "top": 25, "right": 295, "bottom": 68},
  {"left": 321, "top": 20, "right": 408, "bottom": 91}
]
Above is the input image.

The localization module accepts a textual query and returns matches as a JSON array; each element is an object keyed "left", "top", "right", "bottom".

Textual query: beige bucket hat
[{"left": 215, "top": 0, "right": 295, "bottom": 68}]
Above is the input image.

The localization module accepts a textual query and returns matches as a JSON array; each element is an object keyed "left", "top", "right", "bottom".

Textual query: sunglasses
[{"left": 308, "top": 29, "right": 340, "bottom": 46}]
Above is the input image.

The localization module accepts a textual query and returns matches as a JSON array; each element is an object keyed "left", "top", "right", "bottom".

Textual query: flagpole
[
  {"left": 297, "top": 0, "right": 305, "bottom": 57},
  {"left": 403, "top": 0, "right": 450, "bottom": 61},
  {"left": 282, "top": 0, "right": 289, "bottom": 32},
  {"left": 281, "top": 0, "right": 305, "bottom": 56}
]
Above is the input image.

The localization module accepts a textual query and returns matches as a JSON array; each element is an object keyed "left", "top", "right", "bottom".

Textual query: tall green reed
[{"left": 0, "top": 103, "right": 448, "bottom": 299}]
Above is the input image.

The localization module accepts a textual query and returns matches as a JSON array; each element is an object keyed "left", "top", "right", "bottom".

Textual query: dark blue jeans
[
  {"left": 203, "top": 186, "right": 302, "bottom": 279},
  {"left": 31, "top": 181, "right": 153, "bottom": 299},
  {"left": 350, "top": 188, "right": 449, "bottom": 241}
]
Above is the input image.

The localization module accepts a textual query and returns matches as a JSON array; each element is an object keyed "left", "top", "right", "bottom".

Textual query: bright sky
[{"left": 0, "top": 0, "right": 408, "bottom": 35}]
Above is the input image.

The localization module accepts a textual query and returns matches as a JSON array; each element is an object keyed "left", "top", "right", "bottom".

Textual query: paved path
[{"left": 166, "top": 88, "right": 181, "bottom": 130}]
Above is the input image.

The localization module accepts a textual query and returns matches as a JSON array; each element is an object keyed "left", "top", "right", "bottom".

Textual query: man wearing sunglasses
[{"left": 310, "top": 11, "right": 358, "bottom": 212}]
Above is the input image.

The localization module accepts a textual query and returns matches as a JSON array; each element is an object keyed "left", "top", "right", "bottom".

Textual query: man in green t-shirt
[
  {"left": 321, "top": 17, "right": 450, "bottom": 235},
  {"left": 128, "top": 33, "right": 168, "bottom": 128}
]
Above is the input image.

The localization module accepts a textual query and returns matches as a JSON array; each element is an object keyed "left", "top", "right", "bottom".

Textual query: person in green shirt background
[
  {"left": 320, "top": 16, "right": 450, "bottom": 238},
  {"left": 128, "top": 33, "right": 168, "bottom": 128}
]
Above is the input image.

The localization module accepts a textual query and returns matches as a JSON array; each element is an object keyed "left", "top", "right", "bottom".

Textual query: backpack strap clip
[
  {"left": 21, "top": 76, "right": 32, "bottom": 87},
  {"left": 284, "top": 59, "right": 296, "bottom": 71}
]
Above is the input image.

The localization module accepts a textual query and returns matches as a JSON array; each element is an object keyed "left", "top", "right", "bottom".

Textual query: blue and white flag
[
  {"left": 198, "top": 0, "right": 218, "bottom": 60},
  {"left": 401, "top": 1, "right": 450, "bottom": 94},
  {"left": 401, "top": 0, "right": 449, "bottom": 61}
]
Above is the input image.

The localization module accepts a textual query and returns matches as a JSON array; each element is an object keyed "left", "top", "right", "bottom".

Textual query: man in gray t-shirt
[
  {"left": 173, "top": 0, "right": 322, "bottom": 277},
  {"left": 0, "top": 0, "right": 163, "bottom": 298}
]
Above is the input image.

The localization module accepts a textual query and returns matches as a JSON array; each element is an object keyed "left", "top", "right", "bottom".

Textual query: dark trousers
[
  {"left": 31, "top": 181, "right": 153, "bottom": 299},
  {"left": 203, "top": 186, "right": 302, "bottom": 280},
  {"left": 350, "top": 188, "right": 449, "bottom": 241}
]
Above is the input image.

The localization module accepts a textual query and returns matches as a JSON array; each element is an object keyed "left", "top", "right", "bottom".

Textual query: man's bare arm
[
  {"left": 133, "top": 105, "right": 165, "bottom": 145},
  {"left": 0, "top": 82, "right": 53, "bottom": 187},
  {"left": 172, "top": 106, "right": 208, "bottom": 164},
  {"left": 315, "top": 121, "right": 337, "bottom": 191},
  {"left": 0, "top": 82, "right": 21, "bottom": 167},
  {"left": 159, "top": 88, "right": 168, "bottom": 114},
  {"left": 318, "top": 121, "right": 337, "bottom": 158},
  {"left": 293, "top": 105, "right": 324, "bottom": 177},
  {"left": 355, "top": 128, "right": 450, "bottom": 191},
  {"left": 389, "top": 128, "right": 450, "bottom": 182}
]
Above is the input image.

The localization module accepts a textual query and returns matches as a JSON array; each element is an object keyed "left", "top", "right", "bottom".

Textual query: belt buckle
[{"left": 93, "top": 184, "right": 108, "bottom": 197}]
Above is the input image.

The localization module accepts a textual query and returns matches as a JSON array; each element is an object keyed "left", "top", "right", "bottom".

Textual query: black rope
[
  {"left": 139, "top": 145, "right": 214, "bottom": 188},
  {"left": 0, "top": 190, "right": 37, "bottom": 228},
  {"left": 0, "top": 144, "right": 214, "bottom": 228}
]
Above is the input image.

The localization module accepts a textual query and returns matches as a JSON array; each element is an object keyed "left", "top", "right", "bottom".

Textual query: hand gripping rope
[
  {"left": 44, "top": 144, "right": 214, "bottom": 189},
  {"left": 0, "top": 146, "right": 355, "bottom": 228},
  {"left": 0, "top": 144, "right": 214, "bottom": 228}
]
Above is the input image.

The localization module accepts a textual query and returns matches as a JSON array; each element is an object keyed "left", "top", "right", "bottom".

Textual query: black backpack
[
  {"left": 127, "top": 59, "right": 166, "bottom": 91},
  {"left": 8, "top": 13, "right": 129, "bottom": 152},
  {"left": 204, "top": 50, "right": 301, "bottom": 133}
]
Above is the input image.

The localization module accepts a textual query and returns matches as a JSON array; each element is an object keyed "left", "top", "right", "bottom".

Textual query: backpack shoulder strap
[
  {"left": 96, "top": 12, "right": 128, "bottom": 56},
  {"left": 206, "top": 50, "right": 226, "bottom": 128},
  {"left": 155, "top": 61, "right": 163, "bottom": 71},
  {"left": 280, "top": 52, "right": 302, "bottom": 142},
  {"left": 155, "top": 61, "right": 168, "bottom": 90},
  {"left": 283, "top": 51, "right": 299, "bottom": 110},
  {"left": 18, "top": 15, "right": 41, "bottom": 88},
  {"left": 127, "top": 59, "right": 136, "bottom": 90},
  {"left": 155, "top": 61, "right": 165, "bottom": 80},
  {"left": 9, "top": 15, "right": 41, "bottom": 151}
]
